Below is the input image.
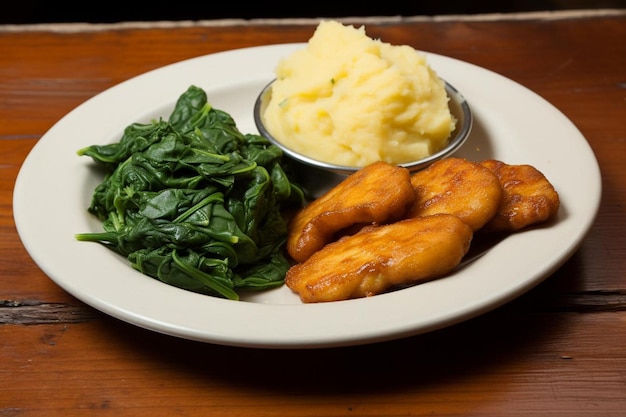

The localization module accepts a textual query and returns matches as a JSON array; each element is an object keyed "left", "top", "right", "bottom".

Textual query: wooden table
[{"left": 2, "top": 10, "right": 625, "bottom": 416}]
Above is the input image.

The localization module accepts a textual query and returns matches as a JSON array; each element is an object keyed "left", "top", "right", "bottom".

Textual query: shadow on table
[{"left": 100, "top": 251, "right": 586, "bottom": 396}]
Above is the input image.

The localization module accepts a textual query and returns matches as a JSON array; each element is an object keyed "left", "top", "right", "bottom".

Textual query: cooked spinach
[{"left": 76, "top": 85, "right": 305, "bottom": 300}]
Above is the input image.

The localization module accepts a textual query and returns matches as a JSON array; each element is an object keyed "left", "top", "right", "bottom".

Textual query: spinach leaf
[{"left": 76, "top": 85, "right": 305, "bottom": 300}]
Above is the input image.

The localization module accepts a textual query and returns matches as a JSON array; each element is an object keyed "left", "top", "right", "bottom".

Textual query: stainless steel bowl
[{"left": 254, "top": 79, "right": 473, "bottom": 176}]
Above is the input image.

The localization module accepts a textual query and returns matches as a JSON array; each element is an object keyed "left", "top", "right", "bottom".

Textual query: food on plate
[
  {"left": 284, "top": 157, "right": 561, "bottom": 303},
  {"left": 286, "top": 161, "right": 415, "bottom": 263},
  {"left": 408, "top": 157, "right": 503, "bottom": 231},
  {"left": 480, "top": 159, "right": 560, "bottom": 232},
  {"left": 261, "top": 19, "right": 456, "bottom": 167},
  {"left": 75, "top": 85, "right": 305, "bottom": 301},
  {"left": 285, "top": 214, "right": 473, "bottom": 303}
]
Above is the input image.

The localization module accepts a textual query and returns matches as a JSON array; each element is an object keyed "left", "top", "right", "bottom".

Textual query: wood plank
[{"left": 2, "top": 309, "right": 625, "bottom": 416}]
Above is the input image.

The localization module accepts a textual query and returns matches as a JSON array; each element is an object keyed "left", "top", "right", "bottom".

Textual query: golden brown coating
[
  {"left": 285, "top": 214, "right": 473, "bottom": 303},
  {"left": 286, "top": 161, "right": 415, "bottom": 263},
  {"left": 480, "top": 159, "right": 560, "bottom": 232},
  {"left": 408, "top": 157, "right": 503, "bottom": 231}
]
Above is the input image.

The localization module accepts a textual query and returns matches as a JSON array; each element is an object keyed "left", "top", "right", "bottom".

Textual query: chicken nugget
[
  {"left": 480, "top": 159, "right": 560, "bottom": 232},
  {"left": 287, "top": 161, "right": 415, "bottom": 263},
  {"left": 286, "top": 214, "right": 473, "bottom": 303},
  {"left": 408, "top": 157, "right": 503, "bottom": 231}
]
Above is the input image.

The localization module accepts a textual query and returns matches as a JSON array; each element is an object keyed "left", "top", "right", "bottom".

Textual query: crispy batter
[
  {"left": 480, "top": 159, "right": 560, "bottom": 232},
  {"left": 286, "top": 161, "right": 415, "bottom": 263},
  {"left": 285, "top": 214, "right": 473, "bottom": 303},
  {"left": 408, "top": 157, "right": 503, "bottom": 231}
]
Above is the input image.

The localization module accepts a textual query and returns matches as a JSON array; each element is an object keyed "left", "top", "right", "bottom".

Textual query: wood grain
[{"left": 1, "top": 12, "right": 625, "bottom": 416}]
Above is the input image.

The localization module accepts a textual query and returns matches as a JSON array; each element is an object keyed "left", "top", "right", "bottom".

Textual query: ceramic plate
[{"left": 13, "top": 43, "right": 601, "bottom": 348}]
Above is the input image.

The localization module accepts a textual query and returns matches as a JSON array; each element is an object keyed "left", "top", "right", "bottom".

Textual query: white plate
[{"left": 13, "top": 43, "right": 601, "bottom": 349}]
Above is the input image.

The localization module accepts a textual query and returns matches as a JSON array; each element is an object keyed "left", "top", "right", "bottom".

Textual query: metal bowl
[{"left": 253, "top": 79, "right": 472, "bottom": 176}]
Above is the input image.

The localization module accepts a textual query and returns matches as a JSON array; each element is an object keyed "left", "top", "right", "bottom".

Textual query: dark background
[{"left": 2, "top": 0, "right": 625, "bottom": 24}]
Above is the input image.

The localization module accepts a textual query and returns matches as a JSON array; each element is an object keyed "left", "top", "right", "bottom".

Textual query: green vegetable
[{"left": 76, "top": 85, "right": 305, "bottom": 300}]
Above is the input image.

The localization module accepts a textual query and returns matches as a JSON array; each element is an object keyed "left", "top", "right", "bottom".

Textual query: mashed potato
[{"left": 261, "top": 20, "right": 456, "bottom": 167}]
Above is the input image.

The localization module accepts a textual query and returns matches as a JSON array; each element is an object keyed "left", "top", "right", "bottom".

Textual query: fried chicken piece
[
  {"left": 286, "top": 161, "right": 415, "bottom": 263},
  {"left": 408, "top": 157, "right": 503, "bottom": 231},
  {"left": 285, "top": 214, "right": 473, "bottom": 303},
  {"left": 480, "top": 159, "right": 560, "bottom": 232}
]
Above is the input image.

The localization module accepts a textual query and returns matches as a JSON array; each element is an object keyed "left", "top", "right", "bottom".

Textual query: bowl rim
[{"left": 253, "top": 78, "right": 473, "bottom": 175}]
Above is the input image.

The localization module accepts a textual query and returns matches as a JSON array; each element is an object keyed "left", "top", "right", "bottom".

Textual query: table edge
[{"left": 1, "top": 8, "right": 625, "bottom": 33}]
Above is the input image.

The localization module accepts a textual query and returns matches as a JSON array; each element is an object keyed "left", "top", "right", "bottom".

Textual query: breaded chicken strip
[
  {"left": 480, "top": 159, "right": 560, "bottom": 232},
  {"left": 286, "top": 214, "right": 473, "bottom": 303},
  {"left": 408, "top": 157, "right": 503, "bottom": 231},
  {"left": 287, "top": 161, "right": 415, "bottom": 263}
]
